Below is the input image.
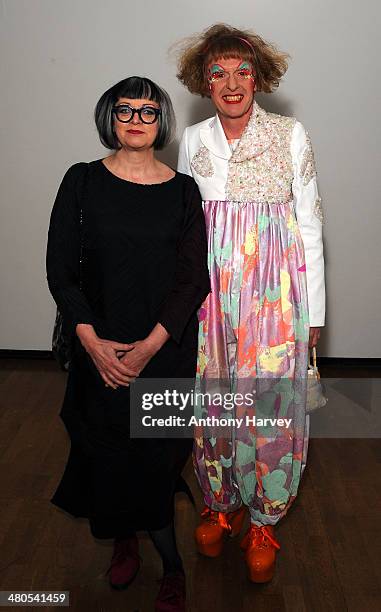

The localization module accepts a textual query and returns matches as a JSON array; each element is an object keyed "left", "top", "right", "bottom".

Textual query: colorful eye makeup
[
  {"left": 208, "top": 64, "right": 226, "bottom": 81},
  {"left": 207, "top": 61, "right": 255, "bottom": 83},
  {"left": 236, "top": 61, "right": 254, "bottom": 78}
]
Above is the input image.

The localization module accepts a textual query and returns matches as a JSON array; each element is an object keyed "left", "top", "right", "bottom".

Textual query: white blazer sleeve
[
  {"left": 291, "top": 121, "right": 326, "bottom": 327},
  {"left": 177, "top": 127, "right": 192, "bottom": 176}
]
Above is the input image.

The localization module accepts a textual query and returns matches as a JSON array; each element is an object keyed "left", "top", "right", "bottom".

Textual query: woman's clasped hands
[{"left": 76, "top": 323, "right": 159, "bottom": 390}]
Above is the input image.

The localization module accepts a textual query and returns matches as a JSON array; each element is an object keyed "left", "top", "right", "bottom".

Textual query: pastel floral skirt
[{"left": 193, "top": 200, "right": 310, "bottom": 525}]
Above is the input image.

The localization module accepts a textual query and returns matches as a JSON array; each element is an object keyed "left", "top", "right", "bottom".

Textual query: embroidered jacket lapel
[
  {"left": 231, "top": 101, "right": 276, "bottom": 163},
  {"left": 199, "top": 101, "right": 276, "bottom": 164}
]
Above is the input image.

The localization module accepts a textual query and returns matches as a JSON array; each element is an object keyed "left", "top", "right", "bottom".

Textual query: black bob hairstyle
[{"left": 94, "top": 76, "right": 176, "bottom": 151}]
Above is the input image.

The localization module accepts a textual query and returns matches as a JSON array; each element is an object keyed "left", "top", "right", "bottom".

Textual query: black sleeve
[
  {"left": 46, "top": 163, "right": 96, "bottom": 336},
  {"left": 158, "top": 176, "right": 211, "bottom": 344}
]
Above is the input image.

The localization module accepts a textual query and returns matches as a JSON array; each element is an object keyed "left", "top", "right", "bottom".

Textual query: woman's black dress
[{"left": 46, "top": 160, "right": 210, "bottom": 538}]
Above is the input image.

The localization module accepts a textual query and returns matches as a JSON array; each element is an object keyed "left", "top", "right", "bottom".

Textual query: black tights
[
  {"left": 116, "top": 521, "right": 183, "bottom": 575},
  {"left": 148, "top": 522, "right": 184, "bottom": 575}
]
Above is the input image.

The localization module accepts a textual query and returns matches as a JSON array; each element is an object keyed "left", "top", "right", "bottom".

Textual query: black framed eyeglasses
[{"left": 112, "top": 104, "right": 162, "bottom": 124}]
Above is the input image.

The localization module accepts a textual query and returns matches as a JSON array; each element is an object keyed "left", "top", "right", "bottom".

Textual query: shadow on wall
[
  {"left": 256, "top": 93, "right": 295, "bottom": 118},
  {"left": 158, "top": 95, "right": 214, "bottom": 168},
  {"left": 157, "top": 139, "right": 180, "bottom": 169}
]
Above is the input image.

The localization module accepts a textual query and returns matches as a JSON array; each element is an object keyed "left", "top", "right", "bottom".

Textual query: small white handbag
[{"left": 306, "top": 347, "right": 328, "bottom": 413}]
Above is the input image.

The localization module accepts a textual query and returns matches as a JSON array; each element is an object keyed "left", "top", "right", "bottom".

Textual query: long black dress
[{"left": 46, "top": 160, "right": 210, "bottom": 538}]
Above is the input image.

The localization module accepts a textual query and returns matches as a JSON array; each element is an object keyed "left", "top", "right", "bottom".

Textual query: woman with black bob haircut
[
  {"left": 95, "top": 76, "right": 175, "bottom": 151},
  {"left": 47, "top": 76, "right": 210, "bottom": 611}
]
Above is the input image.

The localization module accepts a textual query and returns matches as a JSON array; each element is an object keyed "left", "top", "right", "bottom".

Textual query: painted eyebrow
[
  {"left": 237, "top": 61, "right": 252, "bottom": 70},
  {"left": 209, "top": 61, "right": 252, "bottom": 72},
  {"left": 209, "top": 64, "right": 225, "bottom": 73}
]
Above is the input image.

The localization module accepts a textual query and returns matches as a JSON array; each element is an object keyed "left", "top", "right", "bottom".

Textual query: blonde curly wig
[{"left": 175, "top": 23, "right": 289, "bottom": 97}]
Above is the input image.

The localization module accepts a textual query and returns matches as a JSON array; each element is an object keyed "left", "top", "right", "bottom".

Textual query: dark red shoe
[
  {"left": 107, "top": 536, "right": 140, "bottom": 590},
  {"left": 155, "top": 571, "right": 186, "bottom": 612}
]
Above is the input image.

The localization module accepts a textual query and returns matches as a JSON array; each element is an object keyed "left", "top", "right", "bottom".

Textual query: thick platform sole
[
  {"left": 247, "top": 564, "right": 275, "bottom": 583},
  {"left": 196, "top": 536, "right": 224, "bottom": 557}
]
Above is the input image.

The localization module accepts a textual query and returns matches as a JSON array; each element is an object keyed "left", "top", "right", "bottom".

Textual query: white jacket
[{"left": 178, "top": 101, "right": 325, "bottom": 327}]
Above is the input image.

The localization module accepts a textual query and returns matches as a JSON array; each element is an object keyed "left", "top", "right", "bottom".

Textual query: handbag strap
[
  {"left": 312, "top": 346, "right": 317, "bottom": 368},
  {"left": 308, "top": 346, "right": 320, "bottom": 377}
]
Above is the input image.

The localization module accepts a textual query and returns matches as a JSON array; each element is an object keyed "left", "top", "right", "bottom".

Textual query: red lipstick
[{"left": 127, "top": 129, "right": 144, "bottom": 134}]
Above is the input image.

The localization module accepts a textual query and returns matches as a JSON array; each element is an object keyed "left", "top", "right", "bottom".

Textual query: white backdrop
[{"left": 0, "top": 0, "right": 380, "bottom": 356}]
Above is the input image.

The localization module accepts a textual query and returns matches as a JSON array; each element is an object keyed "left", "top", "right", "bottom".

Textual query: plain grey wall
[{"left": 0, "top": 0, "right": 380, "bottom": 356}]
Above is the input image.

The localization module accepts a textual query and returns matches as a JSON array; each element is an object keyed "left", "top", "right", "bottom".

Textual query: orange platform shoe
[
  {"left": 241, "top": 524, "right": 280, "bottom": 583},
  {"left": 195, "top": 506, "right": 246, "bottom": 557}
]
